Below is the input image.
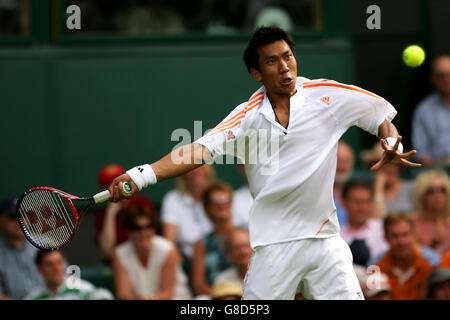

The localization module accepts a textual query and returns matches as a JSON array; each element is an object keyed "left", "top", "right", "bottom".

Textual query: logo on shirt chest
[
  {"left": 225, "top": 129, "right": 236, "bottom": 141},
  {"left": 320, "top": 96, "right": 331, "bottom": 105}
]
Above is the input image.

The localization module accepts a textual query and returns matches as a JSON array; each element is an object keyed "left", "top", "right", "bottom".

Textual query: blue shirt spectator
[
  {"left": 0, "top": 196, "right": 43, "bottom": 299},
  {"left": 412, "top": 55, "right": 450, "bottom": 166}
]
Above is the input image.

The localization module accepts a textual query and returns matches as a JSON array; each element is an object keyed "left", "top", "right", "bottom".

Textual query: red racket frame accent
[{"left": 17, "top": 186, "right": 89, "bottom": 250}]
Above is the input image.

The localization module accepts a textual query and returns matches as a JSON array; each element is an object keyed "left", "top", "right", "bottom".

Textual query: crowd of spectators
[
  {"left": 1, "top": 153, "right": 449, "bottom": 300},
  {"left": 0, "top": 52, "right": 449, "bottom": 300},
  {"left": 64, "top": 0, "right": 319, "bottom": 35}
]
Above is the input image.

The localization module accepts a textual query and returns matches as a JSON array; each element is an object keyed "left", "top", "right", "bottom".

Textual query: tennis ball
[{"left": 402, "top": 45, "right": 425, "bottom": 67}]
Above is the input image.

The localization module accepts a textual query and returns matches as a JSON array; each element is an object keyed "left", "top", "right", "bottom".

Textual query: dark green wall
[{"left": 0, "top": 38, "right": 356, "bottom": 205}]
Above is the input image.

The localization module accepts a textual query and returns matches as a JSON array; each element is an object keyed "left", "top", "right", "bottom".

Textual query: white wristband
[
  {"left": 384, "top": 137, "right": 404, "bottom": 154},
  {"left": 126, "top": 164, "right": 157, "bottom": 191}
]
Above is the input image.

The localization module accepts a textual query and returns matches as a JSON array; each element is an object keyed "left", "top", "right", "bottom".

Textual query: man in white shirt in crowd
[
  {"left": 214, "top": 228, "right": 252, "bottom": 285},
  {"left": 108, "top": 27, "right": 420, "bottom": 299},
  {"left": 26, "top": 250, "right": 113, "bottom": 300},
  {"left": 340, "top": 180, "right": 388, "bottom": 265}
]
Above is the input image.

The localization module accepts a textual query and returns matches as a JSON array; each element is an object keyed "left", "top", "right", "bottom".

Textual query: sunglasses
[
  {"left": 126, "top": 223, "right": 153, "bottom": 231},
  {"left": 426, "top": 186, "right": 447, "bottom": 194}
]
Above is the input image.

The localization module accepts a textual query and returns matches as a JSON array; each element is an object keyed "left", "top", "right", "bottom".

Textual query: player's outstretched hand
[
  {"left": 370, "top": 136, "right": 422, "bottom": 171},
  {"left": 108, "top": 174, "right": 138, "bottom": 202}
]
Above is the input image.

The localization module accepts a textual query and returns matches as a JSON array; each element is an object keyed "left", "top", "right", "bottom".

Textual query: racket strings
[{"left": 17, "top": 190, "right": 78, "bottom": 249}]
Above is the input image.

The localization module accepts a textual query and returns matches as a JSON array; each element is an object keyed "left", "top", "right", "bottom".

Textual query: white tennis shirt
[{"left": 195, "top": 77, "right": 397, "bottom": 248}]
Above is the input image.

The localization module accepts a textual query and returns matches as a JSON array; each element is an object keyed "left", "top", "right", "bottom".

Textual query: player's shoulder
[
  {"left": 300, "top": 77, "right": 350, "bottom": 94},
  {"left": 300, "top": 77, "right": 387, "bottom": 104},
  {"left": 235, "top": 86, "right": 265, "bottom": 117}
]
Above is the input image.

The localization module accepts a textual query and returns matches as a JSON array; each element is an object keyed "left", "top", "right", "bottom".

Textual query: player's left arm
[{"left": 370, "top": 119, "right": 422, "bottom": 171}]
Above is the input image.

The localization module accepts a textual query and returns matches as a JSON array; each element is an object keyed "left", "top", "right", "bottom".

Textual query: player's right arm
[
  {"left": 109, "top": 92, "right": 261, "bottom": 202},
  {"left": 108, "top": 143, "right": 212, "bottom": 202}
]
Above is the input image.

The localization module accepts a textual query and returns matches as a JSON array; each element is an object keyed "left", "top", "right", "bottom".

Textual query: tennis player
[{"left": 108, "top": 27, "right": 421, "bottom": 299}]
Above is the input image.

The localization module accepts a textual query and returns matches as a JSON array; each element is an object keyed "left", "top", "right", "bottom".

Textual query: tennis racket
[{"left": 16, "top": 182, "right": 132, "bottom": 250}]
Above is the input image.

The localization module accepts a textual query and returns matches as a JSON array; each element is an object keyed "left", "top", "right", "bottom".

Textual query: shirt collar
[{"left": 258, "top": 78, "right": 305, "bottom": 118}]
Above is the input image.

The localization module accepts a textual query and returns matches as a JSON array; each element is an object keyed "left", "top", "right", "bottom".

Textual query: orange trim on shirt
[
  {"left": 212, "top": 97, "right": 263, "bottom": 132},
  {"left": 303, "top": 82, "right": 387, "bottom": 104},
  {"left": 208, "top": 94, "right": 264, "bottom": 136},
  {"left": 316, "top": 218, "right": 330, "bottom": 235},
  {"left": 303, "top": 79, "right": 330, "bottom": 85},
  {"left": 209, "top": 121, "right": 242, "bottom": 135},
  {"left": 209, "top": 93, "right": 263, "bottom": 132}
]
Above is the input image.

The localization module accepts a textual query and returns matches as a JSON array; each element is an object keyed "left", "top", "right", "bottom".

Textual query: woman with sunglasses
[
  {"left": 112, "top": 203, "right": 192, "bottom": 299},
  {"left": 412, "top": 170, "right": 450, "bottom": 255}
]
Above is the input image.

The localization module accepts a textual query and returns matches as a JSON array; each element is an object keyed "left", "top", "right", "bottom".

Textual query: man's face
[
  {"left": 344, "top": 187, "right": 372, "bottom": 227},
  {"left": 38, "top": 251, "right": 66, "bottom": 288},
  {"left": 385, "top": 220, "right": 415, "bottom": 259},
  {"left": 251, "top": 40, "right": 297, "bottom": 97},
  {"left": 431, "top": 57, "right": 450, "bottom": 96},
  {"left": 226, "top": 230, "right": 251, "bottom": 268}
]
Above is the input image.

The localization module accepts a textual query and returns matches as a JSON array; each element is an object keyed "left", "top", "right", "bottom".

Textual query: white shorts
[{"left": 242, "top": 235, "right": 363, "bottom": 300}]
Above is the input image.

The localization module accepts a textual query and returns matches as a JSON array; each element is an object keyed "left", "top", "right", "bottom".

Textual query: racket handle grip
[
  {"left": 93, "top": 190, "right": 110, "bottom": 204},
  {"left": 93, "top": 182, "right": 133, "bottom": 204}
]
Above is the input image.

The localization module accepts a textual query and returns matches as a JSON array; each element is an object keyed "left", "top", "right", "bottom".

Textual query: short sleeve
[
  {"left": 195, "top": 103, "right": 248, "bottom": 159},
  {"left": 330, "top": 84, "right": 397, "bottom": 136}
]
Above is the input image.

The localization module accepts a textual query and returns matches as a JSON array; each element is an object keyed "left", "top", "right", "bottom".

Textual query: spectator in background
[
  {"left": 440, "top": 250, "right": 450, "bottom": 268},
  {"left": 113, "top": 203, "right": 191, "bottom": 300},
  {"left": 361, "top": 142, "right": 415, "bottom": 218},
  {"left": 114, "top": 0, "right": 184, "bottom": 35},
  {"left": 412, "top": 54, "right": 450, "bottom": 166},
  {"left": 375, "top": 213, "right": 433, "bottom": 300},
  {"left": 214, "top": 228, "right": 251, "bottom": 285},
  {"left": 191, "top": 182, "right": 234, "bottom": 297},
  {"left": 0, "top": 196, "right": 43, "bottom": 299},
  {"left": 95, "top": 164, "right": 156, "bottom": 264},
  {"left": 161, "top": 165, "right": 215, "bottom": 264},
  {"left": 423, "top": 268, "right": 450, "bottom": 300},
  {"left": 232, "top": 164, "right": 253, "bottom": 230},
  {"left": 25, "top": 250, "right": 113, "bottom": 300},
  {"left": 211, "top": 280, "right": 243, "bottom": 300},
  {"left": 412, "top": 169, "right": 450, "bottom": 255},
  {"left": 340, "top": 180, "right": 388, "bottom": 266},
  {"left": 334, "top": 140, "right": 354, "bottom": 226}
]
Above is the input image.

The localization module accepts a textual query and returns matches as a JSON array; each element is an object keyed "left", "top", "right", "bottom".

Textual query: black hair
[
  {"left": 342, "top": 179, "right": 373, "bottom": 200},
  {"left": 243, "top": 26, "right": 296, "bottom": 73}
]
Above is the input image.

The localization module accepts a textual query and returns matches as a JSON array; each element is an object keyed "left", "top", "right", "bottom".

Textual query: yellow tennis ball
[{"left": 402, "top": 45, "right": 425, "bottom": 67}]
